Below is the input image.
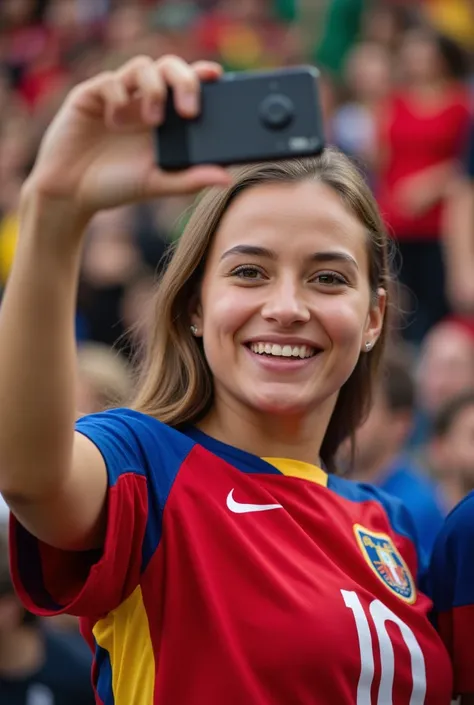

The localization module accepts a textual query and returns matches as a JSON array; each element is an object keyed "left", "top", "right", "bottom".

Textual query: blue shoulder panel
[
  {"left": 328, "top": 474, "right": 426, "bottom": 579},
  {"left": 76, "top": 408, "right": 197, "bottom": 571}
]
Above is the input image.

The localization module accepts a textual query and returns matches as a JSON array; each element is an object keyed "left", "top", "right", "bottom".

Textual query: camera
[{"left": 156, "top": 66, "right": 325, "bottom": 170}]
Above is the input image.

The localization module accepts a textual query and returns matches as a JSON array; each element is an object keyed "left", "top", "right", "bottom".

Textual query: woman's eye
[
  {"left": 313, "top": 272, "right": 347, "bottom": 286},
  {"left": 232, "top": 266, "right": 264, "bottom": 280}
]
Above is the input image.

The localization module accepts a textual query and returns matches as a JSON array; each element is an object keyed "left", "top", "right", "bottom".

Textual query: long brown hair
[{"left": 131, "top": 148, "right": 391, "bottom": 472}]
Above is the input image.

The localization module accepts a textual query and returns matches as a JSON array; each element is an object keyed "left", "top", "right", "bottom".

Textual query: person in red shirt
[
  {"left": 0, "top": 54, "right": 454, "bottom": 703},
  {"left": 376, "top": 26, "right": 470, "bottom": 343}
]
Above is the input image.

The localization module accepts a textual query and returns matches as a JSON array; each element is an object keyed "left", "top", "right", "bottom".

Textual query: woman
[
  {"left": 1, "top": 55, "right": 453, "bottom": 703},
  {"left": 375, "top": 26, "right": 470, "bottom": 344}
]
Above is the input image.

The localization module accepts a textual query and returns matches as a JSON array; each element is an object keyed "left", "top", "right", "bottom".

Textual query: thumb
[{"left": 147, "top": 165, "right": 233, "bottom": 196}]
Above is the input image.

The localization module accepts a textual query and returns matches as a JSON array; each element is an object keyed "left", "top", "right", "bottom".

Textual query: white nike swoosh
[{"left": 226, "top": 488, "right": 283, "bottom": 514}]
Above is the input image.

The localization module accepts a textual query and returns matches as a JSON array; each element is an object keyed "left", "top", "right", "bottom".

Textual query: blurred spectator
[
  {"left": 412, "top": 318, "right": 474, "bottom": 447},
  {"left": 443, "top": 121, "right": 474, "bottom": 315},
  {"left": 428, "top": 390, "right": 474, "bottom": 508},
  {"left": 76, "top": 343, "right": 132, "bottom": 414},
  {"left": 0, "top": 527, "right": 94, "bottom": 704},
  {"left": 78, "top": 207, "right": 144, "bottom": 349},
  {"left": 313, "top": 0, "right": 365, "bottom": 80},
  {"left": 350, "top": 348, "right": 447, "bottom": 557},
  {"left": 360, "top": 1, "right": 420, "bottom": 55},
  {"left": 375, "top": 25, "right": 471, "bottom": 343},
  {"left": 120, "top": 268, "right": 157, "bottom": 358},
  {"left": 332, "top": 41, "right": 392, "bottom": 183}
]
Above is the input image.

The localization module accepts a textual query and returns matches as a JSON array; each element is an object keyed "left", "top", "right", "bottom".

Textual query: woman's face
[
  {"left": 398, "top": 33, "right": 444, "bottom": 84},
  {"left": 191, "top": 181, "right": 385, "bottom": 423}
]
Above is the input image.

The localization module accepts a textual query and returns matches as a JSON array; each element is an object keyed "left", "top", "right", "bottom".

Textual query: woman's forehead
[{"left": 209, "top": 181, "right": 369, "bottom": 262}]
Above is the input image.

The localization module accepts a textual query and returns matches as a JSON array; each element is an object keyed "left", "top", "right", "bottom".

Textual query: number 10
[{"left": 342, "top": 590, "right": 427, "bottom": 705}]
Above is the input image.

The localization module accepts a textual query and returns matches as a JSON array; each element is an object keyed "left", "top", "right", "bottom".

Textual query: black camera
[{"left": 156, "top": 66, "right": 325, "bottom": 170}]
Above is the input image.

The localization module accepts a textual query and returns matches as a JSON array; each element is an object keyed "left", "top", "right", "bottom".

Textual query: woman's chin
[{"left": 248, "top": 391, "right": 310, "bottom": 417}]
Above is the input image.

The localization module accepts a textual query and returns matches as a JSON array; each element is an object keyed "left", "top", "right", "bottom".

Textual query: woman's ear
[
  {"left": 361, "top": 287, "right": 386, "bottom": 352},
  {"left": 189, "top": 294, "right": 203, "bottom": 337}
]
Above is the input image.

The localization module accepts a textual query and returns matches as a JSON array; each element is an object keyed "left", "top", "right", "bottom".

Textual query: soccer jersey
[
  {"left": 10, "top": 408, "right": 452, "bottom": 704},
  {"left": 427, "top": 491, "right": 474, "bottom": 696}
]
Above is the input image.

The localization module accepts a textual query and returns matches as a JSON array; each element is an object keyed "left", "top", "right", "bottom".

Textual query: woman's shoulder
[
  {"left": 75, "top": 407, "right": 197, "bottom": 474},
  {"left": 328, "top": 474, "right": 420, "bottom": 546}
]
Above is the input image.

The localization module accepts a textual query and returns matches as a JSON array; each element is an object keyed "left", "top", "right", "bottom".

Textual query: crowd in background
[{"left": 1, "top": 0, "right": 474, "bottom": 702}]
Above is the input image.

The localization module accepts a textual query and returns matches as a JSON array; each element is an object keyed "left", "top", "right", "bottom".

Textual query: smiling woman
[
  {"left": 0, "top": 55, "right": 455, "bottom": 705},
  {"left": 132, "top": 155, "right": 389, "bottom": 472}
]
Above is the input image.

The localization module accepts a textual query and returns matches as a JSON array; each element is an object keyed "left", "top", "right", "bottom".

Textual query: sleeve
[
  {"left": 9, "top": 408, "right": 192, "bottom": 619},
  {"left": 427, "top": 492, "right": 474, "bottom": 696}
]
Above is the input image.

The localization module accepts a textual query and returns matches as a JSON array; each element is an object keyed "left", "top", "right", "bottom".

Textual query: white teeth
[{"left": 249, "top": 342, "right": 316, "bottom": 358}]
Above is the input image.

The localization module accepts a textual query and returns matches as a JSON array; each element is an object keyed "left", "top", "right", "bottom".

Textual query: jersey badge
[{"left": 353, "top": 524, "right": 416, "bottom": 603}]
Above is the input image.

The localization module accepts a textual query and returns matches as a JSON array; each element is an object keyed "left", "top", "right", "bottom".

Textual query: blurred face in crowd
[
  {"left": 191, "top": 181, "right": 384, "bottom": 422},
  {"left": 82, "top": 208, "right": 140, "bottom": 288},
  {"left": 0, "top": 591, "right": 22, "bottom": 635},
  {"left": 345, "top": 43, "right": 392, "bottom": 103},
  {"left": 352, "top": 388, "right": 411, "bottom": 472},
  {"left": 398, "top": 30, "right": 445, "bottom": 84},
  {"left": 416, "top": 322, "right": 474, "bottom": 414},
  {"left": 105, "top": 5, "right": 147, "bottom": 53},
  {"left": 430, "top": 401, "right": 474, "bottom": 494}
]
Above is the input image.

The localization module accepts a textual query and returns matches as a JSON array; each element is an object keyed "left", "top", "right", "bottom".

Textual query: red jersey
[
  {"left": 10, "top": 409, "right": 452, "bottom": 704},
  {"left": 377, "top": 89, "right": 470, "bottom": 240}
]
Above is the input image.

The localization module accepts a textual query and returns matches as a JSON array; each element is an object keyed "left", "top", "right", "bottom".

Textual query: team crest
[{"left": 353, "top": 524, "right": 416, "bottom": 603}]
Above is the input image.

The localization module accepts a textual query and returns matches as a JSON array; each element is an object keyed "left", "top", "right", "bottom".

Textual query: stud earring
[
  {"left": 365, "top": 341, "right": 372, "bottom": 351},
  {"left": 190, "top": 325, "right": 198, "bottom": 336}
]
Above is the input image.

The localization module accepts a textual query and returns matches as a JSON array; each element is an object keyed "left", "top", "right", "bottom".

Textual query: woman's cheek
[{"left": 320, "top": 299, "right": 367, "bottom": 347}]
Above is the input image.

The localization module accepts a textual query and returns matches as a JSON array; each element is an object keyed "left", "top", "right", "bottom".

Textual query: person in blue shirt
[
  {"left": 428, "top": 491, "right": 474, "bottom": 703},
  {"left": 350, "top": 347, "right": 447, "bottom": 557}
]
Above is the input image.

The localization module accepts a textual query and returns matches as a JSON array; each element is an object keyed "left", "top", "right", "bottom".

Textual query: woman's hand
[{"left": 24, "top": 55, "right": 231, "bottom": 219}]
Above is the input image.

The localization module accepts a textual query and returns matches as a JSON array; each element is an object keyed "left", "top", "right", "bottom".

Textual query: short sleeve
[
  {"left": 427, "top": 492, "right": 474, "bottom": 695},
  {"left": 10, "top": 408, "right": 194, "bottom": 619}
]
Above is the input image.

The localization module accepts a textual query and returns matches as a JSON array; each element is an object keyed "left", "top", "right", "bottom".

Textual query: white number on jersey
[{"left": 342, "top": 589, "right": 427, "bottom": 705}]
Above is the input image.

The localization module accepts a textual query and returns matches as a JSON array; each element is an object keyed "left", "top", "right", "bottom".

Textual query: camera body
[{"left": 156, "top": 66, "right": 325, "bottom": 170}]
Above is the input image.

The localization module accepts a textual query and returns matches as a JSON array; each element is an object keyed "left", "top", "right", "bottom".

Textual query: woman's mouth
[{"left": 247, "top": 342, "right": 318, "bottom": 359}]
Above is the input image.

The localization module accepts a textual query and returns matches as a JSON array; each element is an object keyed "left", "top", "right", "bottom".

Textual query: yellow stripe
[
  {"left": 263, "top": 457, "right": 328, "bottom": 487},
  {"left": 93, "top": 585, "right": 155, "bottom": 704}
]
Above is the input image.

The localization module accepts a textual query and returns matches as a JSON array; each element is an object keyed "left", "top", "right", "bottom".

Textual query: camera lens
[{"left": 259, "top": 94, "right": 294, "bottom": 130}]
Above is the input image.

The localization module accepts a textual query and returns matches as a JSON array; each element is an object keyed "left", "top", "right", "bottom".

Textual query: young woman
[
  {"left": 374, "top": 26, "right": 470, "bottom": 343},
  {"left": 0, "top": 55, "right": 453, "bottom": 704}
]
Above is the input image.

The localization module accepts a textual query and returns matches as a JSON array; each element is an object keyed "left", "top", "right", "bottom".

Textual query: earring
[
  {"left": 190, "top": 324, "right": 198, "bottom": 336},
  {"left": 365, "top": 341, "right": 372, "bottom": 351}
]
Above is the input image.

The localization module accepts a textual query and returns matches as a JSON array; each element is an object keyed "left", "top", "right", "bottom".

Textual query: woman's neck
[
  {"left": 405, "top": 78, "right": 450, "bottom": 99},
  {"left": 197, "top": 394, "right": 338, "bottom": 465}
]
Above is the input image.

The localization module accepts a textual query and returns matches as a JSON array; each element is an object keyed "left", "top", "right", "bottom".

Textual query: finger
[
  {"left": 155, "top": 55, "right": 200, "bottom": 118},
  {"left": 69, "top": 72, "right": 129, "bottom": 127},
  {"left": 145, "top": 166, "right": 232, "bottom": 196},
  {"left": 191, "top": 60, "right": 224, "bottom": 82},
  {"left": 95, "top": 74, "right": 130, "bottom": 129},
  {"left": 117, "top": 56, "right": 167, "bottom": 125}
]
